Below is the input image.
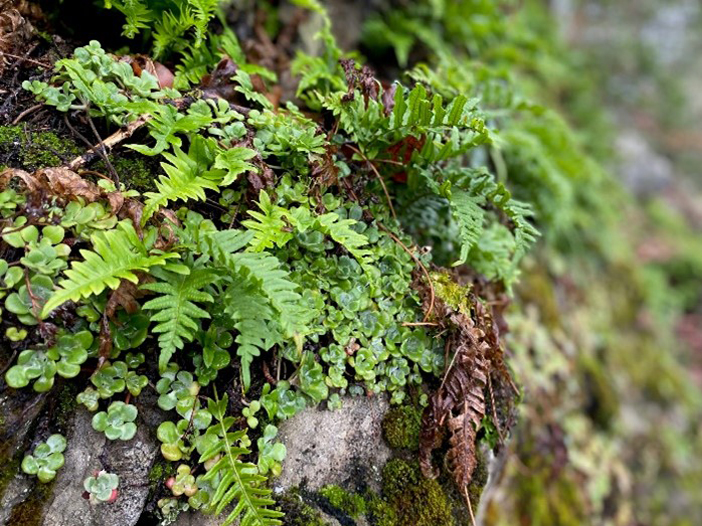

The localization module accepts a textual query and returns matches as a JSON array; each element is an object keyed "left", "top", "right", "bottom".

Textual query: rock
[
  {"left": 274, "top": 395, "right": 391, "bottom": 493},
  {"left": 40, "top": 400, "right": 159, "bottom": 526},
  {"left": 616, "top": 129, "right": 673, "bottom": 194}
]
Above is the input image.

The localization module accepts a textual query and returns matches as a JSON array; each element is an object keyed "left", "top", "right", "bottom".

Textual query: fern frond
[
  {"left": 200, "top": 393, "right": 284, "bottom": 526},
  {"left": 141, "top": 262, "right": 218, "bottom": 373},
  {"left": 41, "top": 222, "right": 176, "bottom": 316},
  {"left": 316, "top": 213, "right": 371, "bottom": 264},
  {"left": 242, "top": 191, "right": 294, "bottom": 252},
  {"left": 223, "top": 279, "right": 280, "bottom": 391}
]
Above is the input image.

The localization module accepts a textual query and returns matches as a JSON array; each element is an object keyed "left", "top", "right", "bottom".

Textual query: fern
[
  {"left": 199, "top": 393, "right": 284, "bottom": 526},
  {"left": 41, "top": 222, "right": 176, "bottom": 317},
  {"left": 223, "top": 279, "right": 281, "bottom": 391},
  {"left": 143, "top": 136, "right": 255, "bottom": 221},
  {"left": 105, "top": 0, "right": 221, "bottom": 58},
  {"left": 141, "top": 260, "right": 217, "bottom": 373},
  {"left": 316, "top": 213, "right": 372, "bottom": 265}
]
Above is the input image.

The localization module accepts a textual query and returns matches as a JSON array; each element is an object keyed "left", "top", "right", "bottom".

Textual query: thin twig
[
  {"left": 347, "top": 144, "right": 397, "bottom": 221},
  {"left": 377, "top": 222, "right": 435, "bottom": 321},
  {"left": 463, "top": 487, "right": 477, "bottom": 526},
  {"left": 0, "top": 51, "right": 52, "bottom": 69},
  {"left": 86, "top": 113, "right": 119, "bottom": 185},
  {"left": 66, "top": 114, "right": 152, "bottom": 171},
  {"left": 402, "top": 321, "right": 439, "bottom": 327},
  {"left": 11, "top": 103, "right": 43, "bottom": 125}
]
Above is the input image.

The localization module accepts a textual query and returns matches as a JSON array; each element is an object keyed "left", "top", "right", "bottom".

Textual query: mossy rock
[
  {"left": 381, "top": 404, "right": 421, "bottom": 450},
  {"left": 381, "top": 459, "right": 455, "bottom": 526},
  {"left": 0, "top": 125, "right": 81, "bottom": 171}
]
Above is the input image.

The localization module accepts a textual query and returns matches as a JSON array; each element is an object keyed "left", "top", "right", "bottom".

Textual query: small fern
[
  {"left": 141, "top": 260, "right": 218, "bottom": 372},
  {"left": 199, "top": 393, "right": 284, "bottom": 526},
  {"left": 41, "top": 222, "right": 176, "bottom": 317},
  {"left": 143, "top": 136, "right": 255, "bottom": 221}
]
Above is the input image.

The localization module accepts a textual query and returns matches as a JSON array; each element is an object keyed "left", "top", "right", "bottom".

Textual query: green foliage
[
  {"left": 104, "top": 0, "right": 220, "bottom": 58},
  {"left": 142, "top": 261, "right": 217, "bottom": 372},
  {"left": 92, "top": 401, "right": 139, "bottom": 441},
  {"left": 41, "top": 221, "right": 176, "bottom": 316},
  {"left": 198, "top": 393, "right": 284, "bottom": 526},
  {"left": 84, "top": 470, "right": 119, "bottom": 503},
  {"left": 5, "top": 331, "right": 94, "bottom": 392},
  {"left": 21, "top": 434, "right": 67, "bottom": 483}
]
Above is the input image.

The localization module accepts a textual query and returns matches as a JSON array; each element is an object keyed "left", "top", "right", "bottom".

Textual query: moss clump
[
  {"left": 94, "top": 155, "right": 157, "bottom": 192},
  {"left": 319, "top": 485, "right": 366, "bottom": 519},
  {"left": 366, "top": 493, "right": 397, "bottom": 526},
  {"left": 0, "top": 125, "right": 81, "bottom": 171},
  {"left": 7, "top": 478, "right": 55, "bottom": 526},
  {"left": 431, "top": 271, "right": 471, "bottom": 315},
  {"left": 382, "top": 405, "right": 421, "bottom": 450},
  {"left": 382, "top": 459, "right": 454, "bottom": 526},
  {"left": 278, "top": 488, "right": 329, "bottom": 526}
]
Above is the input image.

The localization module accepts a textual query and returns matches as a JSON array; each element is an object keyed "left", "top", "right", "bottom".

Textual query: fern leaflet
[
  {"left": 41, "top": 222, "right": 176, "bottom": 316},
  {"left": 141, "top": 261, "right": 218, "bottom": 373},
  {"left": 200, "top": 393, "right": 284, "bottom": 526}
]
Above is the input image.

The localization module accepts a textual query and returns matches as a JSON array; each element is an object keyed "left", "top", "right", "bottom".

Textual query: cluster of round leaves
[
  {"left": 21, "top": 434, "right": 67, "bottom": 483},
  {"left": 84, "top": 470, "right": 119, "bottom": 504},
  {"left": 5, "top": 331, "right": 94, "bottom": 392},
  {"left": 271, "top": 182, "right": 445, "bottom": 406}
]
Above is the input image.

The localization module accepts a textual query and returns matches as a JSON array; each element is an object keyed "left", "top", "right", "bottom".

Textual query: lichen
[{"left": 382, "top": 404, "right": 421, "bottom": 450}]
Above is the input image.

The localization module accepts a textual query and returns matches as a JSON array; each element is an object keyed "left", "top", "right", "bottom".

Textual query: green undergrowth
[{"left": 1, "top": 0, "right": 701, "bottom": 525}]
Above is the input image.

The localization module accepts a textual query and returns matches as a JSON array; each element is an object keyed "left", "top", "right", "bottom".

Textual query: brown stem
[
  {"left": 377, "top": 222, "right": 435, "bottom": 321},
  {"left": 347, "top": 144, "right": 397, "bottom": 221}
]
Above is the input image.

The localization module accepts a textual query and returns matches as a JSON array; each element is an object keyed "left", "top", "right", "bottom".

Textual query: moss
[
  {"left": 382, "top": 405, "right": 421, "bottom": 450},
  {"left": 94, "top": 155, "right": 157, "bottom": 192},
  {"left": 319, "top": 485, "right": 366, "bottom": 519},
  {"left": 7, "top": 478, "right": 54, "bottom": 526},
  {"left": 0, "top": 125, "right": 81, "bottom": 171},
  {"left": 52, "top": 382, "right": 79, "bottom": 434},
  {"left": 148, "top": 457, "right": 176, "bottom": 485},
  {"left": 0, "top": 453, "right": 22, "bottom": 499},
  {"left": 382, "top": 459, "right": 454, "bottom": 526},
  {"left": 366, "top": 493, "right": 397, "bottom": 526},
  {"left": 278, "top": 488, "right": 330, "bottom": 526},
  {"left": 467, "top": 447, "right": 488, "bottom": 511},
  {"left": 431, "top": 271, "right": 471, "bottom": 315}
]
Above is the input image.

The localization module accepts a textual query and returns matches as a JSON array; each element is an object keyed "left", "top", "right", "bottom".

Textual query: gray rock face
[
  {"left": 41, "top": 407, "right": 158, "bottom": 526},
  {"left": 274, "top": 395, "right": 391, "bottom": 493}
]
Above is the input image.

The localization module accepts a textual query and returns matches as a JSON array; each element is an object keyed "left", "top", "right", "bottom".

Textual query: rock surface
[{"left": 274, "top": 395, "right": 391, "bottom": 493}]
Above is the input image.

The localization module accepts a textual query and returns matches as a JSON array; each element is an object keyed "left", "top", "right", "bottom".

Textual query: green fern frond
[
  {"left": 223, "top": 280, "right": 280, "bottom": 391},
  {"left": 41, "top": 222, "right": 176, "bottom": 317},
  {"left": 143, "top": 137, "right": 254, "bottom": 221},
  {"left": 316, "top": 213, "right": 372, "bottom": 265},
  {"left": 141, "top": 261, "right": 218, "bottom": 373},
  {"left": 242, "top": 192, "right": 294, "bottom": 252},
  {"left": 200, "top": 393, "right": 283, "bottom": 526}
]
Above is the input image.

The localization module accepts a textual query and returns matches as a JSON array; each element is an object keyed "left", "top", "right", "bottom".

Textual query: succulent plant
[
  {"left": 84, "top": 471, "right": 119, "bottom": 504},
  {"left": 21, "top": 434, "right": 67, "bottom": 483},
  {"left": 92, "top": 401, "right": 138, "bottom": 441},
  {"left": 167, "top": 464, "right": 198, "bottom": 497}
]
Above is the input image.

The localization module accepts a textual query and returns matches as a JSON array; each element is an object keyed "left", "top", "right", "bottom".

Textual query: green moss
[
  {"left": 7, "top": 478, "right": 54, "bottom": 526},
  {"left": 148, "top": 457, "right": 176, "bottom": 485},
  {"left": 467, "top": 447, "right": 488, "bottom": 511},
  {"left": 94, "top": 155, "right": 156, "bottom": 192},
  {"left": 319, "top": 485, "right": 366, "bottom": 518},
  {"left": 366, "top": 493, "right": 397, "bottom": 526},
  {"left": 0, "top": 453, "right": 22, "bottom": 499},
  {"left": 0, "top": 125, "right": 81, "bottom": 171},
  {"left": 382, "top": 405, "right": 421, "bottom": 450},
  {"left": 431, "top": 271, "right": 471, "bottom": 315},
  {"left": 382, "top": 459, "right": 454, "bottom": 526},
  {"left": 278, "top": 488, "right": 329, "bottom": 526},
  {"left": 53, "top": 383, "right": 79, "bottom": 433}
]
